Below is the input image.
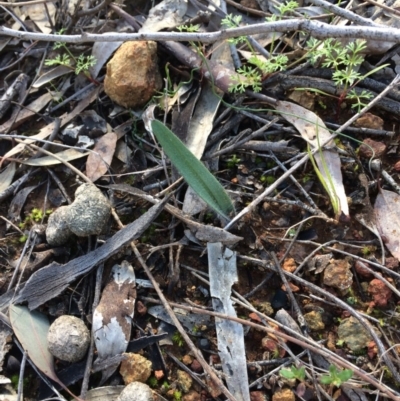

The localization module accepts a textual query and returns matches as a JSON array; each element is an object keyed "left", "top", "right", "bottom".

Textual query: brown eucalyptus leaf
[{"left": 86, "top": 132, "right": 117, "bottom": 182}]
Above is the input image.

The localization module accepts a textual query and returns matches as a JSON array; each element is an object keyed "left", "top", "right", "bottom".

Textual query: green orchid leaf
[{"left": 150, "top": 119, "right": 234, "bottom": 220}]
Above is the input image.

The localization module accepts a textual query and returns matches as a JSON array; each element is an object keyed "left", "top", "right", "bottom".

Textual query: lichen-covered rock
[
  {"left": 337, "top": 316, "right": 373, "bottom": 351},
  {"left": 323, "top": 259, "right": 352, "bottom": 291},
  {"left": 47, "top": 315, "right": 90, "bottom": 362},
  {"left": 104, "top": 41, "right": 162, "bottom": 108},
  {"left": 66, "top": 184, "right": 110, "bottom": 236},
  {"left": 177, "top": 370, "right": 192, "bottom": 393},
  {"left": 120, "top": 353, "right": 152, "bottom": 384},
  {"left": 304, "top": 311, "right": 325, "bottom": 331},
  {"left": 117, "top": 382, "right": 154, "bottom": 401},
  {"left": 46, "top": 206, "right": 73, "bottom": 246}
]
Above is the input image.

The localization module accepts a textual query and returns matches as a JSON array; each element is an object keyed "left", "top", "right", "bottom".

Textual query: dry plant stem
[
  {"left": 381, "top": 169, "right": 400, "bottom": 194},
  {"left": 16, "top": 351, "right": 27, "bottom": 401},
  {"left": 18, "top": 141, "right": 92, "bottom": 184},
  {"left": 0, "top": 0, "right": 57, "bottom": 5},
  {"left": 0, "top": 169, "right": 33, "bottom": 202},
  {"left": 206, "top": 118, "right": 279, "bottom": 159},
  {"left": 240, "top": 254, "right": 400, "bottom": 384},
  {"left": 266, "top": 150, "right": 320, "bottom": 210},
  {"left": 310, "top": 0, "right": 380, "bottom": 25},
  {"left": 8, "top": 229, "right": 33, "bottom": 291},
  {"left": 5, "top": 21, "right": 400, "bottom": 43},
  {"left": 140, "top": 296, "right": 400, "bottom": 401},
  {"left": 109, "top": 211, "right": 238, "bottom": 401},
  {"left": 80, "top": 264, "right": 104, "bottom": 399},
  {"left": 0, "top": 216, "right": 23, "bottom": 235}
]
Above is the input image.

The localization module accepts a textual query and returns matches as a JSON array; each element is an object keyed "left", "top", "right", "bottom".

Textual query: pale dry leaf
[
  {"left": 276, "top": 100, "right": 349, "bottom": 217},
  {"left": 21, "top": 149, "right": 89, "bottom": 166},
  {"left": 374, "top": 189, "right": 400, "bottom": 260},
  {"left": 86, "top": 132, "right": 117, "bottom": 182},
  {"left": 0, "top": 162, "right": 16, "bottom": 193},
  {"left": 0, "top": 93, "right": 52, "bottom": 133},
  {"left": 22, "top": 3, "right": 56, "bottom": 34},
  {"left": 140, "top": 0, "right": 187, "bottom": 32},
  {"left": 33, "top": 66, "right": 72, "bottom": 88}
]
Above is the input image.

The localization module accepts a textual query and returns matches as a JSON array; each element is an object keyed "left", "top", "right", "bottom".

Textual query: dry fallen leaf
[
  {"left": 93, "top": 261, "right": 136, "bottom": 383},
  {"left": 86, "top": 132, "right": 117, "bottom": 182},
  {"left": 374, "top": 189, "right": 400, "bottom": 260},
  {"left": 276, "top": 100, "right": 349, "bottom": 218}
]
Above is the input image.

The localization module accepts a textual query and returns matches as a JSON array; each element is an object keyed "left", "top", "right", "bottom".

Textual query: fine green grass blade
[{"left": 151, "top": 119, "right": 234, "bottom": 220}]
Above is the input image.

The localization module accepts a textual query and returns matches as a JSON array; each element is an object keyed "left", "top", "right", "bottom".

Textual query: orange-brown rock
[
  {"left": 104, "top": 41, "right": 162, "bottom": 108},
  {"left": 272, "top": 388, "right": 295, "bottom": 401}
]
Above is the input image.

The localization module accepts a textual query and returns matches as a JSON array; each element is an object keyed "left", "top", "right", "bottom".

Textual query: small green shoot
[
  {"left": 222, "top": 13, "right": 289, "bottom": 93},
  {"left": 19, "top": 208, "right": 52, "bottom": 231},
  {"left": 226, "top": 154, "right": 241, "bottom": 168},
  {"left": 320, "top": 365, "right": 353, "bottom": 387},
  {"left": 229, "top": 65, "right": 262, "bottom": 93},
  {"left": 173, "top": 390, "right": 182, "bottom": 401},
  {"left": 172, "top": 331, "right": 185, "bottom": 347},
  {"left": 221, "top": 14, "right": 247, "bottom": 45},
  {"left": 306, "top": 38, "right": 389, "bottom": 111},
  {"left": 279, "top": 365, "right": 306, "bottom": 381},
  {"left": 45, "top": 29, "right": 96, "bottom": 77},
  {"left": 147, "top": 376, "right": 158, "bottom": 388},
  {"left": 177, "top": 24, "right": 200, "bottom": 32}
]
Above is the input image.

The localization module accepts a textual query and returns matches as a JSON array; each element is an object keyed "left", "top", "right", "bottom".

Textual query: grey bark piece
[
  {"left": 16, "top": 200, "right": 166, "bottom": 309},
  {"left": 208, "top": 242, "right": 250, "bottom": 401}
]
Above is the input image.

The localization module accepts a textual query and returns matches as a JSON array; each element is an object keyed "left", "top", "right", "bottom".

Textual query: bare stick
[{"left": 2, "top": 21, "right": 400, "bottom": 43}]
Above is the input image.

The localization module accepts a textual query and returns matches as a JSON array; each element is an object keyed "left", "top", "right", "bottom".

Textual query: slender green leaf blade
[{"left": 151, "top": 119, "right": 234, "bottom": 219}]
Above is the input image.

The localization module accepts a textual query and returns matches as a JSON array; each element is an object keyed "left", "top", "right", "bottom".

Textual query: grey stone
[
  {"left": 46, "top": 206, "right": 73, "bottom": 246},
  {"left": 66, "top": 184, "right": 111, "bottom": 236},
  {"left": 47, "top": 315, "right": 90, "bottom": 362},
  {"left": 117, "top": 382, "right": 154, "bottom": 401}
]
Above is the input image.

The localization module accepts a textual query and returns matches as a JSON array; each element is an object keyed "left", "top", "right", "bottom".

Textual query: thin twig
[{"left": 2, "top": 21, "right": 400, "bottom": 43}]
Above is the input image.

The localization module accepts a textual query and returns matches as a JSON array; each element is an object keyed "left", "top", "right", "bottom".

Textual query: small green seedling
[
  {"left": 320, "top": 365, "right": 353, "bottom": 387},
  {"left": 147, "top": 376, "right": 158, "bottom": 388},
  {"left": 172, "top": 331, "right": 185, "bottom": 347},
  {"left": 279, "top": 365, "right": 306, "bottom": 381},
  {"left": 173, "top": 390, "right": 182, "bottom": 401},
  {"left": 45, "top": 29, "right": 96, "bottom": 77},
  {"left": 226, "top": 154, "right": 241, "bottom": 168}
]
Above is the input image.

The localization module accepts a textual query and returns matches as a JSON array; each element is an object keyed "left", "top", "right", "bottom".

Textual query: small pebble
[{"left": 117, "top": 382, "right": 154, "bottom": 401}]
